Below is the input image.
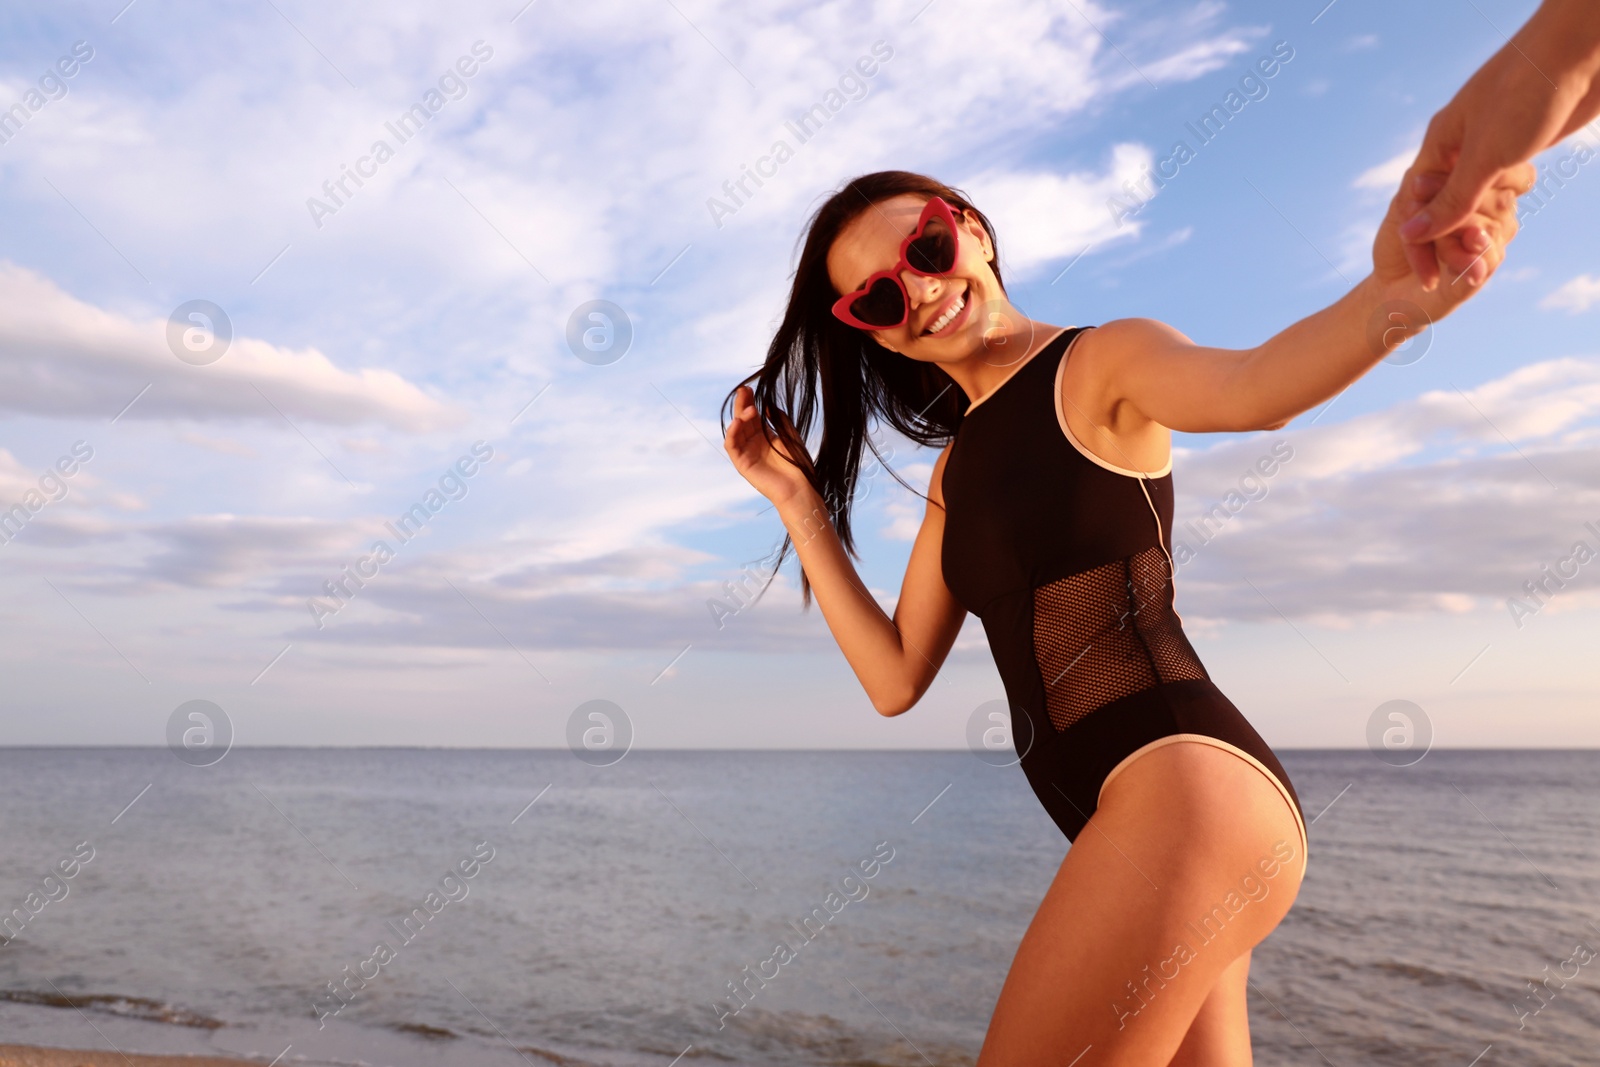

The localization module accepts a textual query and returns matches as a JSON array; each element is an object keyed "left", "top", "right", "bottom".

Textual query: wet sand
[{"left": 0, "top": 1047, "right": 265, "bottom": 1067}]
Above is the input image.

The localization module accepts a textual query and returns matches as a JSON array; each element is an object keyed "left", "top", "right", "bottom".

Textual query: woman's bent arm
[
  {"left": 724, "top": 385, "right": 967, "bottom": 716},
  {"left": 771, "top": 445, "right": 967, "bottom": 716}
]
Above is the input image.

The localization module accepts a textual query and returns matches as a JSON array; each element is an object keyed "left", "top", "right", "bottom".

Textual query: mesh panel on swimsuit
[{"left": 1031, "top": 544, "right": 1209, "bottom": 732}]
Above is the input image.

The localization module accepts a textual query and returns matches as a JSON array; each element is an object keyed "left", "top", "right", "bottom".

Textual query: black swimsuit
[{"left": 940, "top": 325, "right": 1308, "bottom": 865}]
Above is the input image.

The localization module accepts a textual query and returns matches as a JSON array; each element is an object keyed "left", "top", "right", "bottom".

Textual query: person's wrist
[
  {"left": 1518, "top": 0, "right": 1600, "bottom": 82},
  {"left": 774, "top": 482, "right": 826, "bottom": 523},
  {"left": 1361, "top": 271, "right": 1436, "bottom": 339},
  {"left": 779, "top": 490, "right": 839, "bottom": 550},
  {"left": 1361, "top": 270, "right": 1405, "bottom": 309}
]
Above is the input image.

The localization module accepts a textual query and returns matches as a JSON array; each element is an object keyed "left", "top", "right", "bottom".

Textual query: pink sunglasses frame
[{"left": 830, "top": 195, "right": 965, "bottom": 331}]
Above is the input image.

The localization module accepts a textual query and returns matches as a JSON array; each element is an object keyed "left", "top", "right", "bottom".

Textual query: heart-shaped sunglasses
[{"left": 831, "top": 196, "right": 964, "bottom": 331}]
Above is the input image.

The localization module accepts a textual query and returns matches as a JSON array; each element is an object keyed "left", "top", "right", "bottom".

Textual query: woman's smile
[{"left": 921, "top": 285, "right": 971, "bottom": 336}]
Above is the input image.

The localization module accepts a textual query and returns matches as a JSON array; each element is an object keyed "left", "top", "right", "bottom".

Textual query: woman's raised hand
[
  {"left": 723, "top": 385, "right": 815, "bottom": 508},
  {"left": 1371, "top": 160, "right": 1534, "bottom": 322}
]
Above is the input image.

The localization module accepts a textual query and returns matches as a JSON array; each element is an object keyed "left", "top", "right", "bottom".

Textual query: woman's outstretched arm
[
  {"left": 724, "top": 392, "right": 966, "bottom": 715},
  {"left": 1081, "top": 159, "right": 1533, "bottom": 436}
]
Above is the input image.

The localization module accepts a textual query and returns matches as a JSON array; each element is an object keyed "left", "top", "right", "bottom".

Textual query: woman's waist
[
  {"left": 1012, "top": 679, "right": 1299, "bottom": 809},
  {"left": 960, "top": 546, "right": 1177, "bottom": 621}
]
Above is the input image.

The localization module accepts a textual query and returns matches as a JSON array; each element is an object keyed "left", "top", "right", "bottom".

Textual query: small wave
[
  {"left": 391, "top": 1020, "right": 457, "bottom": 1040},
  {"left": 0, "top": 988, "right": 225, "bottom": 1029},
  {"left": 514, "top": 1045, "right": 610, "bottom": 1067},
  {"left": 1366, "top": 959, "right": 1496, "bottom": 996},
  {"left": 708, "top": 1007, "right": 974, "bottom": 1067}
]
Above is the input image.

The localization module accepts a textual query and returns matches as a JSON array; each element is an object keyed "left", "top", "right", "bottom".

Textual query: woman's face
[{"left": 825, "top": 193, "right": 1000, "bottom": 358}]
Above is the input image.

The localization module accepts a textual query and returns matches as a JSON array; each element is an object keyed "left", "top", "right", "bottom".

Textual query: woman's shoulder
[
  {"left": 1064, "top": 317, "right": 1189, "bottom": 391},
  {"left": 1076, "top": 317, "right": 1189, "bottom": 355}
]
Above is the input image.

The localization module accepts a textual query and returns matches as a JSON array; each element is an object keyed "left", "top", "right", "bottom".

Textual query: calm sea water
[{"left": 0, "top": 749, "right": 1597, "bottom": 1066}]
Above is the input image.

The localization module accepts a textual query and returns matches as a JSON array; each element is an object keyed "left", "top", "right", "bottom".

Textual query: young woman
[{"left": 721, "top": 159, "right": 1529, "bottom": 1063}]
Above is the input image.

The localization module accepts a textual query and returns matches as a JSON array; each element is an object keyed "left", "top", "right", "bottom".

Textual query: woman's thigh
[
  {"left": 1168, "top": 949, "right": 1252, "bottom": 1067},
  {"left": 976, "top": 742, "right": 1303, "bottom": 1067}
]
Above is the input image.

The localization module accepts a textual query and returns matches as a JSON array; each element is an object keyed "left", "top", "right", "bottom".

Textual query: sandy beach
[{"left": 0, "top": 1047, "right": 264, "bottom": 1067}]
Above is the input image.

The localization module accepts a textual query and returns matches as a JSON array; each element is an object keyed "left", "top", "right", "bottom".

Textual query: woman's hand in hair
[{"left": 724, "top": 385, "right": 815, "bottom": 507}]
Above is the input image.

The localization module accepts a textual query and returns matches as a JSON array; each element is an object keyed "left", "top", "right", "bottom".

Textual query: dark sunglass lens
[
  {"left": 852, "top": 277, "right": 906, "bottom": 326},
  {"left": 906, "top": 218, "right": 956, "bottom": 273}
]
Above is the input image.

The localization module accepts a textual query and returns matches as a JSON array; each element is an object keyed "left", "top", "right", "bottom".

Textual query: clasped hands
[{"left": 1378, "top": 1, "right": 1600, "bottom": 316}]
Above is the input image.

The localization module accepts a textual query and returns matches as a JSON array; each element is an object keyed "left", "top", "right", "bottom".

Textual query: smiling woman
[{"left": 720, "top": 139, "right": 1528, "bottom": 1061}]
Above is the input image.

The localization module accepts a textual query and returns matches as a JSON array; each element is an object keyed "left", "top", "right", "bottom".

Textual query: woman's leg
[
  {"left": 1167, "top": 950, "right": 1252, "bottom": 1067},
  {"left": 976, "top": 742, "right": 1303, "bottom": 1066}
]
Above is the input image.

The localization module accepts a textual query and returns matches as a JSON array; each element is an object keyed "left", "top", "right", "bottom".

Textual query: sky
[{"left": 0, "top": 0, "right": 1595, "bottom": 751}]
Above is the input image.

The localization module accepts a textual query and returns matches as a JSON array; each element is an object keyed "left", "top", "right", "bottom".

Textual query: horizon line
[{"left": 1, "top": 744, "right": 1597, "bottom": 752}]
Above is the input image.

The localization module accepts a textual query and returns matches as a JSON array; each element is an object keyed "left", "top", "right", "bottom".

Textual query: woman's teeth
[{"left": 925, "top": 293, "right": 966, "bottom": 335}]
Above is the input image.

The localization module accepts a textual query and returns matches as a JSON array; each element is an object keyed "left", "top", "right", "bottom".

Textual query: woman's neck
[{"left": 944, "top": 319, "right": 1065, "bottom": 407}]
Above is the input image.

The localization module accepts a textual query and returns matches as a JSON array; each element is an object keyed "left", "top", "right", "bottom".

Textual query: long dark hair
[{"left": 720, "top": 170, "right": 1007, "bottom": 607}]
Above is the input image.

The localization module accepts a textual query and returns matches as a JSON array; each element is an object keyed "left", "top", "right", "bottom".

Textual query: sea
[{"left": 0, "top": 748, "right": 1596, "bottom": 1066}]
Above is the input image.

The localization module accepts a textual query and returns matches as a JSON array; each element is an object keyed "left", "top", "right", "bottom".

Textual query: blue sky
[{"left": 0, "top": 0, "right": 1595, "bottom": 750}]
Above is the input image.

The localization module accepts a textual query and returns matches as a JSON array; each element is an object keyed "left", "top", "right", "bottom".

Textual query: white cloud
[
  {"left": 960, "top": 144, "right": 1155, "bottom": 278},
  {"left": 127, "top": 515, "right": 360, "bottom": 591},
  {"left": 1103, "top": 224, "right": 1193, "bottom": 269},
  {"left": 1097, "top": 0, "right": 1265, "bottom": 87},
  {"left": 1353, "top": 147, "right": 1417, "bottom": 191},
  {"left": 1169, "top": 354, "right": 1600, "bottom": 625},
  {"left": 3, "top": 0, "right": 1268, "bottom": 300},
  {"left": 0, "top": 262, "right": 460, "bottom": 429},
  {"left": 178, "top": 432, "right": 258, "bottom": 458},
  {"left": 880, "top": 500, "right": 922, "bottom": 542},
  {"left": 0, "top": 447, "right": 94, "bottom": 505},
  {"left": 294, "top": 350, "right": 1600, "bottom": 644},
  {"left": 1334, "top": 217, "right": 1378, "bottom": 279},
  {"left": 0, "top": 0, "right": 1278, "bottom": 419},
  {"left": 14, "top": 1, "right": 1589, "bottom": 741},
  {"left": 16, "top": 352, "right": 1588, "bottom": 650},
  {"left": 1333, "top": 145, "right": 1426, "bottom": 278},
  {"left": 1136, "top": 36, "right": 1258, "bottom": 85},
  {"left": 1541, "top": 274, "right": 1600, "bottom": 314}
]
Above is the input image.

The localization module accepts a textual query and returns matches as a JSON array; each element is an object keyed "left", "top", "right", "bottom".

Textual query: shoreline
[{"left": 0, "top": 1046, "right": 268, "bottom": 1067}]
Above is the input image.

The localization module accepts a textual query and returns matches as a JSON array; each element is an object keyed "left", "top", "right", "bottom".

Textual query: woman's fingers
[
  {"left": 1455, "top": 204, "right": 1515, "bottom": 287},
  {"left": 1397, "top": 166, "right": 1447, "bottom": 287},
  {"left": 1398, "top": 161, "right": 1534, "bottom": 289},
  {"left": 726, "top": 389, "right": 761, "bottom": 459},
  {"left": 725, "top": 390, "right": 784, "bottom": 465},
  {"left": 1411, "top": 161, "right": 1530, "bottom": 285}
]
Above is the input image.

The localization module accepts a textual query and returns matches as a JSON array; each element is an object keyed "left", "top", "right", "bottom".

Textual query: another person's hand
[
  {"left": 1401, "top": 165, "right": 1538, "bottom": 289},
  {"left": 1373, "top": 162, "right": 1534, "bottom": 321},
  {"left": 1399, "top": 0, "right": 1600, "bottom": 289}
]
